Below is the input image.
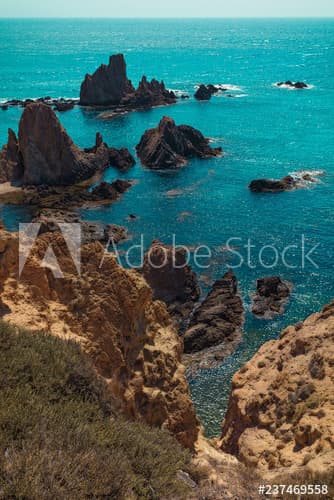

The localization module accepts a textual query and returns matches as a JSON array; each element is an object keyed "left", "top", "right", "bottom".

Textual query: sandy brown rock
[
  {"left": 142, "top": 240, "right": 201, "bottom": 330},
  {"left": 136, "top": 116, "right": 222, "bottom": 169},
  {"left": 220, "top": 302, "right": 334, "bottom": 473},
  {"left": 0, "top": 227, "right": 199, "bottom": 448}
]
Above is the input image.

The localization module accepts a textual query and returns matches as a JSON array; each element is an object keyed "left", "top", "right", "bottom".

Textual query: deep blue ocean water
[{"left": 0, "top": 18, "right": 333, "bottom": 436}]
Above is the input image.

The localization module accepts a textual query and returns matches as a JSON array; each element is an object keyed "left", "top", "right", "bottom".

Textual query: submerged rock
[
  {"left": 136, "top": 116, "right": 222, "bottom": 169},
  {"left": 183, "top": 270, "right": 244, "bottom": 353},
  {"left": 220, "top": 301, "right": 334, "bottom": 472},
  {"left": 142, "top": 240, "right": 201, "bottom": 329},
  {"left": 251, "top": 275, "right": 292, "bottom": 319}
]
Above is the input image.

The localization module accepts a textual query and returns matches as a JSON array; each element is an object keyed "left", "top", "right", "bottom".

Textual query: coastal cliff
[
  {"left": 0, "top": 226, "right": 199, "bottom": 448},
  {"left": 220, "top": 302, "right": 334, "bottom": 474}
]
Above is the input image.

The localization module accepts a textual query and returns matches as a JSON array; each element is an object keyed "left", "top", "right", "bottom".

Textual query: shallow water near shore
[{"left": 0, "top": 18, "right": 334, "bottom": 436}]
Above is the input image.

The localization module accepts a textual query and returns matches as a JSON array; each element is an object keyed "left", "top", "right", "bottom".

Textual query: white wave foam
[
  {"left": 194, "top": 83, "right": 243, "bottom": 92},
  {"left": 289, "top": 169, "right": 325, "bottom": 185}
]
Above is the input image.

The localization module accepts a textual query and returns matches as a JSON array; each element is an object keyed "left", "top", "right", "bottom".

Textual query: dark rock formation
[
  {"left": 2, "top": 97, "right": 77, "bottom": 111},
  {"left": 183, "top": 270, "right": 244, "bottom": 353},
  {"left": 251, "top": 276, "right": 292, "bottom": 319},
  {"left": 136, "top": 116, "right": 222, "bottom": 169},
  {"left": 91, "top": 179, "right": 132, "bottom": 199},
  {"left": 80, "top": 54, "right": 135, "bottom": 106},
  {"left": 194, "top": 84, "right": 225, "bottom": 101},
  {"left": 0, "top": 129, "right": 23, "bottom": 183},
  {"left": 277, "top": 81, "right": 309, "bottom": 89},
  {"left": 17, "top": 103, "right": 111, "bottom": 186},
  {"left": 142, "top": 240, "right": 201, "bottom": 328},
  {"left": 249, "top": 176, "right": 297, "bottom": 193},
  {"left": 121, "top": 76, "right": 176, "bottom": 110},
  {"left": 194, "top": 84, "right": 213, "bottom": 101},
  {"left": 0, "top": 103, "right": 134, "bottom": 187},
  {"left": 79, "top": 54, "right": 176, "bottom": 111},
  {"left": 108, "top": 147, "right": 135, "bottom": 171},
  {"left": 53, "top": 101, "right": 75, "bottom": 112}
]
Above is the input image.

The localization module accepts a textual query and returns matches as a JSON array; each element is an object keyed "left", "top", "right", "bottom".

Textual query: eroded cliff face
[
  {"left": 0, "top": 226, "right": 199, "bottom": 448},
  {"left": 220, "top": 303, "right": 334, "bottom": 474}
]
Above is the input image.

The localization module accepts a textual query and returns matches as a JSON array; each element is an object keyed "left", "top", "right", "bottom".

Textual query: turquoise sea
[{"left": 0, "top": 18, "right": 333, "bottom": 436}]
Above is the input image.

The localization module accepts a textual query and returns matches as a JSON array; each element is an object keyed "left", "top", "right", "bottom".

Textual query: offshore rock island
[{"left": 80, "top": 53, "right": 177, "bottom": 111}]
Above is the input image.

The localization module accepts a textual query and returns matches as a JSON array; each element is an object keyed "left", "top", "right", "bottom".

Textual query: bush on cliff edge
[{"left": 0, "top": 321, "right": 192, "bottom": 499}]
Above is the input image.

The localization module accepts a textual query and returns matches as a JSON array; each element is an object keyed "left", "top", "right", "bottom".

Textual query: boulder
[
  {"left": 251, "top": 275, "right": 292, "bottom": 319},
  {"left": 183, "top": 270, "right": 244, "bottom": 353},
  {"left": 91, "top": 179, "right": 132, "bottom": 200},
  {"left": 249, "top": 176, "right": 296, "bottom": 193},
  {"left": 194, "top": 84, "right": 223, "bottom": 100},
  {"left": 53, "top": 101, "right": 75, "bottom": 112},
  {"left": 136, "top": 116, "right": 222, "bottom": 169},
  {"left": 194, "top": 84, "right": 213, "bottom": 101},
  {"left": 108, "top": 147, "right": 135, "bottom": 171},
  {"left": 142, "top": 240, "right": 201, "bottom": 328}
]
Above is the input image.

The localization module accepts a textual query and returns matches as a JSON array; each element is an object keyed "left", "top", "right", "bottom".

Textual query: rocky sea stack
[
  {"left": 136, "top": 116, "right": 222, "bottom": 169},
  {"left": 184, "top": 270, "right": 244, "bottom": 354},
  {"left": 0, "top": 103, "right": 135, "bottom": 186},
  {"left": 142, "top": 241, "right": 201, "bottom": 328},
  {"left": 79, "top": 54, "right": 176, "bottom": 110}
]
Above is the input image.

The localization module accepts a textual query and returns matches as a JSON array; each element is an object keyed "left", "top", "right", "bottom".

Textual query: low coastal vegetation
[{"left": 0, "top": 321, "right": 194, "bottom": 499}]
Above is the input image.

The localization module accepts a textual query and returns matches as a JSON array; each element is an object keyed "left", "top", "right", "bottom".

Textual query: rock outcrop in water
[
  {"left": 220, "top": 301, "right": 334, "bottom": 473},
  {"left": 194, "top": 84, "right": 225, "bottom": 100},
  {"left": 277, "top": 81, "right": 309, "bottom": 89},
  {"left": 0, "top": 103, "right": 135, "bottom": 186},
  {"left": 0, "top": 226, "right": 199, "bottom": 448},
  {"left": 251, "top": 275, "right": 292, "bottom": 319},
  {"left": 142, "top": 241, "right": 201, "bottom": 329},
  {"left": 79, "top": 54, "right": 176, "bottom": 110},
  {"left": 80, "top": 54, "right": 135, "bottom": 106},
  {"left": 183, "top": 270, "right": 244, "bottom": 353},
  {"left": 136, "top": 116, "right": 222, "bottom": 169},
  {"left": 249, "top": 176, "right": 297, "bottom": 193}
]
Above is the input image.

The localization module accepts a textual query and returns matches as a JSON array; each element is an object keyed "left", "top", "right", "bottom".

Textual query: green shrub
[{"left": 0, "top": 322, "right": 192, "bottom": 499}]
